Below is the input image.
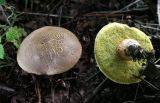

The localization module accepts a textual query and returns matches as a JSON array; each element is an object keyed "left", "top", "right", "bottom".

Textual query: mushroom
[
  {"left": 94, "top": 22, "right": 153, "bottom": 84},
  {"left": 17, "top": 26, "right": 82, "bottom": 75}
]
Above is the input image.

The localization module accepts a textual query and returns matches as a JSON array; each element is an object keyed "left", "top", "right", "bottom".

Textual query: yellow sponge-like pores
[{"left": 94, "top": 22, "right": 153, "bottom": 84}]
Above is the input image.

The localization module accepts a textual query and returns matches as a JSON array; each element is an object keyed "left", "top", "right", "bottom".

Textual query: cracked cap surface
[{"left": 17, "top": 26, "right": 82, "bottom": 75}]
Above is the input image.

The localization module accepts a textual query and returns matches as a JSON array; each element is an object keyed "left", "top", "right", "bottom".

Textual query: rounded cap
[
  {"left": 94, "top": 22, "right": 153, "bottom": 84},
  {"left": 17, "top": 26, "right": 82, "bottom": 75}
]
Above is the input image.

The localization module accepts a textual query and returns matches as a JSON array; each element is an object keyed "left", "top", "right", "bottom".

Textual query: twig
[
  {"left": 134, "top": 20, "right": 160, "bottom": 31},
  {"left": 58, "top": 6, "right": 63, "bottom": 26},
  {"left": 0, "top": 85, "right": 15, "bottom": 92},
  {"left": 85, "top": 78, "right": 107, "bottom": 103},
  {"left": 0, "top": 63, "right": 15, "bottom": 68},
  {"left": 85, "top": 71, "right": 101, "bottom": 82},
  {"left": 83, "top": 7, "right": 149, "bottom": 17},
  {"left": 50, "top": 0, "right": 64, "bottom": 13},
  {"left": 15, "top": 11, "right": 73, "bottom": 19},
  {"left": 157, "top": 0, "right": 160, "bottom": 25},
  {"left": 143, "top": 79, "right": 160, "bottom": 91},
  {"left": 135, "top": 20, "right": 160, "bottom": 30},
  {"left": 120, "top": 0, "right": 142, "bottom": 11},
  {"left": 143, "top": 94, "right": 160, "bottom": 99},
  {"left": 134, "top": 21, "right": 160, "bottom": 26},
  {"left": 25, "top": 0, "right": 28, "bottom": 11},
  {"left": 133, "top": 74, "right": 160, "bottom": 91},
  {"left": 133, "top": 84, "right": 140, "bottom": 103},
  {"left": 140, "top": 25, "right": 160, "bottom": 31},
  {"left": 154, "top": 58, "right": 160, "bottom": 64},
  {"left": 0, "top": 5, "right": 10, "bottom": 25}
]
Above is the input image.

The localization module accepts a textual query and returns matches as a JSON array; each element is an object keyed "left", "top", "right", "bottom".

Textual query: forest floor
[{"left": 0, "top": 0, "right": 160, "bottom": 103}]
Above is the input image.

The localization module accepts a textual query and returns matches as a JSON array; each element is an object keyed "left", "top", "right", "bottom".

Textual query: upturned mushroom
[
  {"left": 94, "top": 22, "right": 153, "bottom": 84},
  {"left": 17, "top": 26, "right": 82, "bottom": 75}
]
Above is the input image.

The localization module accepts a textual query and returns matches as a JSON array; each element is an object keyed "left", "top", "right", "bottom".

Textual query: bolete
[
  {"left": 17, "top": 26, "right": 82, "bottom": 75},
  {"left": 94, "top": 22, "right": 153, "bottom": 84}
]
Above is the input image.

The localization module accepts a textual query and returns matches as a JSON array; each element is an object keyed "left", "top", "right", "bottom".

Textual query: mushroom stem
[
  {"left": 117, "top": 39, "right": 153, "bottom": 61},
  {"left": 35, "top": 79, "right": 41, "bottom": 103},
  {"left": 32, "top": 75, "right": 41, "bottom": 103}
]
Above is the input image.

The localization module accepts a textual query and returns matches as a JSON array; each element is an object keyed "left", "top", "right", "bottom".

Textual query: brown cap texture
[{"left": 17, "top": 26, "right": 82, "bottom": 75}]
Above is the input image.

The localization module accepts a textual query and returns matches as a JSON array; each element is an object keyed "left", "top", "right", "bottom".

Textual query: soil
[{"left": 0, "top": 0, "right": 160, "bottom": 103}]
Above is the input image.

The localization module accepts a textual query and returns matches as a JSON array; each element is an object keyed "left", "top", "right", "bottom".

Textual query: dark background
[{"left": 0, "top": 0, "right": 160, "bottom": 103}]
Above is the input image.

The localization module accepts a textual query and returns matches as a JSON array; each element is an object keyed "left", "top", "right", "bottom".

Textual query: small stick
[
  {"left": 0, "top": 85, "right": 15, "bottom": 92},
  {"left": 157, "top": 0, "right": 160, "bottom": 25},
  {"left": 58, "top": 6, "right": 63, "bottom": 26},
  {"left": 143, "top": 79, "right": 160, "bottom": 91},
  {"left": 85, "top": 71, "right": 101, "bottom": 82},
  {"left": 50, "top": 0, "right": 64, "bottom": 13},
  {"left": 15, "top": 11, "right": 73, "bottom": 19},
  {"left": 140, "top": 25, "right": 160, "bottom": 31},
  {"left": 133, "top": 84, "right": 140, "bottom": 103},
  {"left": 120, "top": 0, "right": 141, "bottom": 11},
  {"left": 143, "top": 94, "right": 160, "bottom": 99},
  {"left": 133, "top": 75, "right": 160, "bottom": 91},
  {"left": 85, "top": 78, "right": 107, "bottom": 103},
  {"left": 0, "top": 5, "right": 10, "bottom": 25}
]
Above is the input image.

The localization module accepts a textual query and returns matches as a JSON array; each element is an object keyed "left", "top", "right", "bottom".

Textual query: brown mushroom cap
[{"left": 17, "top": 26, "right": 82, "bottom": 75}]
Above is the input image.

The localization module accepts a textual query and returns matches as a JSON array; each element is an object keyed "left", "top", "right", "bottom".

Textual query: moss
[{"left": 94, "top": 22, "right": 153, "bottom": 84}]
